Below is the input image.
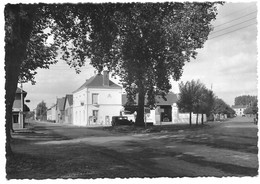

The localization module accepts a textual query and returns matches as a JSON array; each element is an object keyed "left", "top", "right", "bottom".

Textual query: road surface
[{"left": 8, "top": 116, "right": 258, "bottom": 179}]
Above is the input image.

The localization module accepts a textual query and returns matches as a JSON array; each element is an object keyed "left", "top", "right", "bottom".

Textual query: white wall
[
  {"left": 73, "top": 87, "right": 122, "bottom": 126},
  {"left": 178, "top": 113, "right": 207, "bottom": 124}
]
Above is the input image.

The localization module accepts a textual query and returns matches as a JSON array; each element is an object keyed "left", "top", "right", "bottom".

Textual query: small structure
[
  {"left": 122, "top": 92, "right": 179, "bottom": 125},
  {"left": 72, "top": 71, "right": 122, "bottom": 126},
  {"left": 47, "top": 104, "right": 56, "bottom": 122},
  {"left": 64, "top": 94, "right": 73, "bottom": 124},
  {"left": 232, "top": 105, "right": 247, "bottom": 116},
  {"left": 56, "top": 97, "right": 66, "bottom": 123},
  {"left": 12, "top": 87, "right": 30, "bottom": 128}
]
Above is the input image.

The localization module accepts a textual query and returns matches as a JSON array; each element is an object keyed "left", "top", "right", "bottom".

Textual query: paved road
[{"left": 10, "top": 116, "right": 258, "bottom": 178}]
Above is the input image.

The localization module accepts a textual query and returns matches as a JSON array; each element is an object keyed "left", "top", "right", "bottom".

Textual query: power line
[
  {"left": 213, "top": 11, "right": 257, "bottom": 28},
  {"left": 210, "top": 16, "right": 256, "bottom": 35},
  {"left": 209, "top": 22, "right": 256, "bottom": 40},
  {"left": 215, "top": 4, "right": 256, "bottom": 20}
]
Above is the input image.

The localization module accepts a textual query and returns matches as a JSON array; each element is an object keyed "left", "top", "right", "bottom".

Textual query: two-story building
[
  {"left": 232, "top": 105, "right": 247, "bottom": 116},
  {"left": 72, "top": 71, "right": 122, "bottom": 126}
]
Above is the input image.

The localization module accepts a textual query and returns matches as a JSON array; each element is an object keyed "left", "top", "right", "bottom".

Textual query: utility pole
[{"left": 20, "top": 82, "right": 24, "bottom": 128}]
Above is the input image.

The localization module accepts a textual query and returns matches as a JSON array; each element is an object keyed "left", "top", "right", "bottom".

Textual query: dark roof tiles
[
  {"left": 122, "top": 92, "right": 178, "bottom": 106},
  {"left": 73, "top": 74, "right": 121, "bottom": 93}
]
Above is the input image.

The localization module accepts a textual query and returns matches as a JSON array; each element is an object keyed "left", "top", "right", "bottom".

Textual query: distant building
[
  {"left": 232, "top": 105, "right": 247, "bottom": 116},
  {"left": 47, "top": 104, "right": 56, "bottom": 122},
  {"left": 72, "top": 71, "right": 122, "bottom": 126},
  {"left": 56, "top": 97, "right": 66, "bottom": 123},
  {"left": 122, "top": 92, "right": 179, "bottom": 124},
  {"left": 64, "top": 94, "right": 73, "bottom": 124},
  {"left": 12, "top": 87, "right": 30, "bottom": 127}
]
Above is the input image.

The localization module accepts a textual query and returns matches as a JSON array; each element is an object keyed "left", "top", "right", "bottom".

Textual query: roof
[
  {"left": 48, "top": 104, "right": 57, "bottom": 110},
  {"left": 232, "top": 105, "right": 248, "bottom": 109},
  {"left": 65, "top": 94, "right": 73, "bottom": 106},
  {"left": 12, "top": 101, "right": 30, "bottom": 112},
  {"left": 16, "top": 87, "right": 27, "bottom": 94},
  {"left": 16, "top": 87, "right": 27, "bottom": 97},
  {"left": 73, "top": 73, "right": 121, "bottom": 93},
  {"left": 57, "top": 97, "right": 66, "bottom": 111},
  {"left": 122, "top": 92, "right": 178, "bottom": 106}
]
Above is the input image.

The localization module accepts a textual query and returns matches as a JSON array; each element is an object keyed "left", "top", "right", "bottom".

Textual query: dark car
[{"left": 111, "top": 116, "right": 133, "bottom": 126}]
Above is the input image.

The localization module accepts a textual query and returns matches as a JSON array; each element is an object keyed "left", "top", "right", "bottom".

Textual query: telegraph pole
[{"left": 20, "top": 82, "right": 24, "bottom": 128}]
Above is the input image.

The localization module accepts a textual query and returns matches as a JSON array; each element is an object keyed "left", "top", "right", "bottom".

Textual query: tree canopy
[
  {"left": 36, "top": 101, "right": 48, "bottom": 120},
  {"left": 244, "top": 99, "right": 258, "bottom": 115},
  {"left": 234, "top": 95, "right": 257, "bottom": 106},
  {"left": 212, "top": 98, "right": 235, "bottom": 117},
  {"left": 5, "top": 2, "right": 222, "bottom": 155},
  {"left": 177, "top": 80, "right": 206, "bottom": 125},
  {"left": 52, "top": 2, "right": 221, "bottom": 125}
]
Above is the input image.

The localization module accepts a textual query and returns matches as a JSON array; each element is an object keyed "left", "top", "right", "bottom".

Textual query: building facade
[
  {"left": 64, "top": 94, "right": 73, "bottom": 124},
  {"left": 47, "top": 104, "right": 56, "bottom": 122},
  {"left": 56, "top": 97, "right": 66, "bottom": 123},
  {"left": 232, "top": 105, "right": 247, "bottom": 116},
  {"left": 12, "top": 87, "right": 30, "bottom": 128},
  {"left": 73, "top": 71, "right": 122, "bottom": 126}
]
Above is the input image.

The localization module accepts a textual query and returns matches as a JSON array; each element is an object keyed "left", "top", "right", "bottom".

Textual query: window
[{"left": 92, "top": 93, "right": 98, "bottom": 104}]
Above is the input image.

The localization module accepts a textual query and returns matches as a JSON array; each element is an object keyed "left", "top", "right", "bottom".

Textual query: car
[
  {"left": 242, "top": 114, "right": 246, "bottom": 117},
  {"left": 111, "top": 116, "right": 133, "bottom": 126}
]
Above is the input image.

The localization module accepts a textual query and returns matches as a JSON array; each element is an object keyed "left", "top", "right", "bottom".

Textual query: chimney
[{"left": 103, "top": 70, "right": 109, "bottom": 86}]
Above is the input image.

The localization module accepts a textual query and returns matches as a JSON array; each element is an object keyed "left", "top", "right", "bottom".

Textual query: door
[{"left": 93, "top": 110, "right": 98, "bottom": 123}]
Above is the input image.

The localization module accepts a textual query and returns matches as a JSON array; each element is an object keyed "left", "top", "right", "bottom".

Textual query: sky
[{"left": 2, "top": 0, "right": 259, "bottom": 111}]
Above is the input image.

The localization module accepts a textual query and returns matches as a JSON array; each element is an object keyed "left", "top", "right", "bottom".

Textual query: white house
[
  {"left": 232, "top": 105, "right": 247, "bottom": 116},
  {"left": 72, "top": 71, "right": 122, "bottom": 126},
  {"left": 47, "top": 104, "right": 56, "bottom": 122}
]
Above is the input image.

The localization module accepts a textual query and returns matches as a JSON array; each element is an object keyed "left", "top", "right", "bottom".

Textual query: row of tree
[
  {"left": 243, "top": 99, "right": 258, "bottom": 115},
  {"left": 235, "top": 95, "right": 257, "bottom": 106},
  {"left": 177, "top": 80, "right": 235, "bottom": 125}
]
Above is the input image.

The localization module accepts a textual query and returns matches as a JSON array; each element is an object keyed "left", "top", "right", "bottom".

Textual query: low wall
[{"left": 177, "top": 113, "right": 207, "bottom": 124}]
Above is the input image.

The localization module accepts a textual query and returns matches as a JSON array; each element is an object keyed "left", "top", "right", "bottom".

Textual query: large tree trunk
[
  {"left": 201, "top": 113, "right": 204, "bottom": 125},
  {"left": 5, "top": 4, "right": 34, "bottom": 157},
  {"left": 135, "top": 85, "right": 145, "bottom": 127},
  {"left": 189, "top": 111, "right": 192, "bottom": 126},
  {"left": 196, "top": 113, "right": 198, "bottom": 125}
]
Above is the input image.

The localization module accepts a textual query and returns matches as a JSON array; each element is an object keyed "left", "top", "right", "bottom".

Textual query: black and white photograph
[{"left": 1, "top": 0, "right": 259, "bottom": 182}]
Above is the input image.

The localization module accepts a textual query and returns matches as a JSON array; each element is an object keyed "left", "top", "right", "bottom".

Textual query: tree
[
  {"left": 235, "top": 95, "right": 257, "bottom": 106},
  {"left": 5, "top": 4, "right": 59, "bottom": 156},
  {"left": 212, "top": 98, "right": 235, "bottom": 119},
  {"left": 177, "top": 80, "right": 205, "bottom": 126},
  {"left": 36, "top": 101, "right": 48, "bottom": 121},
  {"left": 53, "top": 3, "right": 221, "bottom": 126},
  {"left": 5, "top": 2, "right": 222, "bottom": 155},
  {"left": 197, "top": 88, "right": 216, "bottom": 124},
  {"left": 244, "top": 99, "right": 258, "bottom": 115}
]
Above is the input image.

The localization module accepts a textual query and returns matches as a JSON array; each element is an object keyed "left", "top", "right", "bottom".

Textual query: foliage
[
  {"left": 36, "top": 101, "right": 47, "bottom": 121},
  {"left": 5, "top": 3, "right": 222, "bottom": 155},
  {"left": 177, "top": 80, "right": 206, "bottom": 125},
  {"left": 234, "top": 95, "right": 257, "bottom": 106},
  {"left": 212, "top": 98, "right": 235, "bottom": 116},
  {"left": 26, "top": 111, "right": 35, "bottom": 119},
  {"left": 198, "top": 88, "right": 216, "bottom": 117},
  {"left": 244, "top": 99, "right": 258, "bottom": 115},
  {"left": 50, "top": 2, "right": 222, "bottom": 125}
]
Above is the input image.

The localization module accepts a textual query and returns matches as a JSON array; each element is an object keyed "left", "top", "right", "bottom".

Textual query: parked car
[{"left": 111, "top": 116, "right": 133, "bottom": 126}]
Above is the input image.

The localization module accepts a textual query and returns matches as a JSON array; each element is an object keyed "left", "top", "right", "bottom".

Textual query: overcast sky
[{"left": 3, "top": 1, "right": 258, "bottom": 111}]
